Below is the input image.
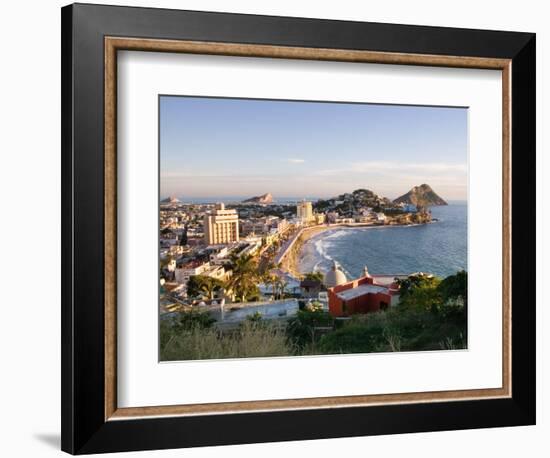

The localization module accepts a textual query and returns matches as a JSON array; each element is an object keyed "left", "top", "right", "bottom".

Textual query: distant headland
[
  {"left": 242, "top": 193, "right": 273, "bottom": 204},
  {"left": 160, "top": 196, "right": 180, "bottom": 204},
  {"left": 393, "top": 184, "right": 447, "bottom": 207}
]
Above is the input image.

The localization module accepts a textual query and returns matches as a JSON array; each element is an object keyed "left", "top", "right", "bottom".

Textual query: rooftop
[
  {"left": 336, "top": 283, "right": 389, "bottom": 301},
  {"left": 370, "top": 274, "right": 408, "bottom": 286}
]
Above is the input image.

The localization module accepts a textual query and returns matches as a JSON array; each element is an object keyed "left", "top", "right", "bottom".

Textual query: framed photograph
[{"left": 61, "top": 3, "right": 536, "bottom": 454}]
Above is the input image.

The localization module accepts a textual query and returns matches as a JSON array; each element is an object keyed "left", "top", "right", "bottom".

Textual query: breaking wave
[{"left": 297, "top": 204, "right": 467, "bottom": 279}]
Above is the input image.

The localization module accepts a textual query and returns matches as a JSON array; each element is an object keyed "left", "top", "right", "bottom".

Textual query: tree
[
  {"left": 396, "top": 273, "right": 441, "bottom": 298},
  {"left": 303, "top": 271, "right": 324, "bottom": 283},
  {"left": 263, "top": 272, "right": 279, "bottom": 299},
  {"left": 397, "top": 273, "right": 442, "bottom": 311},
  {"left": 160, "top": 256, "right": 174, "bottom": 269},
  {"left": 438, "top": 270, "right": 467, "bottom": 306},
  {"left": 187, "top": 275, "right": 223, "bottom": 300},
  {"left": 200, "top": 277, "right": 224, "bottom": 300},
  {"left": 397, "top": 271, "right": 468, "bottom": 317},
  {"left": 275, "top": 278, "right": 288, "bottom": 300},
  {"left": 226, "top": 253, "right": 260, "bottom": 302},
  {"left": 259, "top": 262, "right": 276, "bottom": 290},
  {"left": 286, "top": 308, "right": 334, "bottom": 350},
  {"left": 180, "top": 226, "right": 188, "bottom": 246}
]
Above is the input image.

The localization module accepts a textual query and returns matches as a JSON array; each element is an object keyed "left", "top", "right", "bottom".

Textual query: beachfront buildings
[
  {"left": 296, "top": 200, "right": 313, "bottom": 222},
  {"left": 296, "top": 200, "right": 326, "bottom": 225},
  {"left": 203, "top": 203, "right": 239, "bottom": 245},
  {"left": 241, "top": 215, "right": 289, "bottom": 237},
  {"left": 326, "top": 264, "right": 400, "bottom": 316}
]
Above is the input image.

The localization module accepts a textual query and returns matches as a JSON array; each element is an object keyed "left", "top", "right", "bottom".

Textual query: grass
[
  {"left": 161, "top": 320, "right": 294, "bottom": 361},
  {"left": 160, "top": 304, "right": 466, "bottom": 361}
]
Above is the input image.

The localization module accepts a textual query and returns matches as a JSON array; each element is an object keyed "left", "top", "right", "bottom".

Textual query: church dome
[{"left": 324, "top": 261, "right": 347, "bottom": 288}]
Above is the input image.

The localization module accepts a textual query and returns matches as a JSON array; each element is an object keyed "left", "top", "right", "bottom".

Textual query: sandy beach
[
  {"left": 278, "top": 225, "right": 333, "bottom": 277},
  {"left": 278, "top": 221, "right": 436, "bottom": 278},
  {"left": 278, "top": 223, "right": 388, "bottom": 277}
]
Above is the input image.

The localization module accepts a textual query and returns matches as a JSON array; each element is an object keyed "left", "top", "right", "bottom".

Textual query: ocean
[
  {"left": 298, "top": 203, "right": 467, "bottom": 279},
  {"left": 166, "top": 196, "right": 321, "bottom": 205}
]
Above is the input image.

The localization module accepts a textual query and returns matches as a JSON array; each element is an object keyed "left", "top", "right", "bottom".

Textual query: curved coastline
[{"left": 279, "top": 221, "right": 435, "bottom": 278}]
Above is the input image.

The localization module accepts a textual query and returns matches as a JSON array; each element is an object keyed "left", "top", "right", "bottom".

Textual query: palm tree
[
  {"left": 259, "top": 262, "right": 278, "bottom": 299},
  {"left": 200, "top": 277, "right": 222, "bottom": 300},
  {"left": 227, "top": 254, "right": 259, "bottom": 303},
  {"left": 275, "top": 278, "right": 288, "bottom": 300},
  {"left": 262, "top": 273, "right": 278, "bottom": 300},
  {"left": 304, "top": 271, "right": 324, "bottom": 283}
]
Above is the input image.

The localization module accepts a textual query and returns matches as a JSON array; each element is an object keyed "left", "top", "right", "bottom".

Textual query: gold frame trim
[{"left": 104, "top": 37, "right": 512, "bottom": 421}]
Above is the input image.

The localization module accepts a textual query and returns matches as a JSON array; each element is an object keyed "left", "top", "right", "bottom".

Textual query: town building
[
  {"left": 375, "top": 212, "right": 387, "bottom": 223},
  {"left": 174, "top": 260, "right": 210, "bottom": 284},
  {"left": 166, "top": 259, "right": 176, "bottom": 272},
  {"left": 209, "top": 246, "right": 231, "bottom": 265},
  {"left": 402, "top": 203, "right": 418, "bottom": 213},
  {"left": 326, "top": 211, "right": 339, "bottom": 224},
  {"left": 327, "top": 265, "right": 400, "bottom": 317},
  {"left": 174, "top": 260, "right": 229, "bottom": 284},
  {"left": 313, "top": 213, "right": 326, "bottom": 224},
  {"left": 240, "top": 215, "right": 288, "bottom": 236},
  {"left": 296, "top": 200, "right": 313, "bottom": 222},
  {"left": 203, "top": 203, "right": 239, "bottom": 245}
]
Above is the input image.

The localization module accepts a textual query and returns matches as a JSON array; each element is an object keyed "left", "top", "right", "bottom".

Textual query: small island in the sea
[
  {"left": 242, "top": 192, "right": 273, "bottom": 204},
  {"left": 160, "top": 195, "right": 181, "bottom": 204},
  {"left": 159, "top": 95, "right": 468, "bottom": 361},
  {"left": 393, "top": 183, "right": 448, "bottom": 207}
]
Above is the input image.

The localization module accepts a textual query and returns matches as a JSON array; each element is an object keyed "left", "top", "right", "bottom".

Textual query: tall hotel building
[
  {"left": 204, "top": 203, "right": 240, "bottom": 245},
  {"left": 296, "top": 200, "right": 313, "bottom": 222}
]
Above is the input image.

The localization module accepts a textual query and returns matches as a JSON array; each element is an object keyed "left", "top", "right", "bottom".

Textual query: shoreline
[{"left": 279, "top": 221, "right": 435, "bottom": 278}]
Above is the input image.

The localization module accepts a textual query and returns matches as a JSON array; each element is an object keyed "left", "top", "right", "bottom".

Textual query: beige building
[
  {"left": 204, "top": 203, "right": 239, "bottom": 245},
  {"left": 314, "top": 213, "right": 326, "bottom": 224},
  {"left": 296, "top": 200, "right": 313, "bottom": 222}
]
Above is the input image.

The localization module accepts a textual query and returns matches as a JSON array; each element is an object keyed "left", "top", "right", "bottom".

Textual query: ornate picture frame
[{"left": 61, "top": 3, "right": 535, "bottom": 454}]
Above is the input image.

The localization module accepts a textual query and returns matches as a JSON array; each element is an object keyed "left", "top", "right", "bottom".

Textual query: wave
[
  {"left": 314, "top": 238, "right": 334, "bottom": 264},
  {"left": 310, "top": 234, "right": 353, "bottom": 279},
  {"left": 324, "top": 229, "right": 351, "bottom": 240},
  {"left": 298, "top": 205, "right": 466, "bottom": 279}
]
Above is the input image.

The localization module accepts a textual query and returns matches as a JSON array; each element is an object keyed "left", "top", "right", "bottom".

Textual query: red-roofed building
[{"left": 327, "top": 266, "right": 401, "bottom": 317}]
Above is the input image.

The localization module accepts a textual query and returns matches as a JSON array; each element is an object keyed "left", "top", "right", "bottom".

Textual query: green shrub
[
  {"left": 173, "top": 309, "right": 216, "bottom": 331},
  {"left": 286, "top": 309, "right": 334, "bottom": 350},
  {"left": 318, "top": 322, "right": 386, "bottom": 354},
  {"left": 160, "top": 321, "right": 293, "bottom": 361}
]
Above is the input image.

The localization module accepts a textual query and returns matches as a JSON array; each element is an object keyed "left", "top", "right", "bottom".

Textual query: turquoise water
[{"left": 299, "top": 203, "right": 467, "bottom": 279}]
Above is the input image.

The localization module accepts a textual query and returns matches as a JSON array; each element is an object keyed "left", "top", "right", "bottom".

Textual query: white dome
[{"left": 325, "top": 261, "right": 347, "bottom": 288}]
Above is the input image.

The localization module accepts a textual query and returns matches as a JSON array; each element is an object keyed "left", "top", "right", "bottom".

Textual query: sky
[{"left": 160, "top": 95, "right": 468, "bottom": 201}]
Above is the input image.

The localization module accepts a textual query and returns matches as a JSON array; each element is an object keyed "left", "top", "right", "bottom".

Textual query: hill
[
  {"left": 393, "top": 184, "right": 447, "bottom": 207},
  {"left": 243, "top": 193, "right": 273, "bottom": 204},
  {"left": 161, "top": 196, "right": 180, "bottom": 204}
]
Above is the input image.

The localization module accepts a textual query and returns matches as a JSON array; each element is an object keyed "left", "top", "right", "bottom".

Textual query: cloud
[
  {"left": 286, "top": 158, "right": 305, "bottom": 164},
  {"left": 315, "top": 161, "right": 467, "bottom": 176}
]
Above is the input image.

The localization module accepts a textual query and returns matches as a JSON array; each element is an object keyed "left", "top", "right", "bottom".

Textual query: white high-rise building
[{"left": 203, "top": 203, "right": 239, "bottom": 245}]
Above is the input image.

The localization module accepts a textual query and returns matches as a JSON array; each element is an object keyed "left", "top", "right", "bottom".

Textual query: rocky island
[
  {"left": 393, "top": 183, "right": 447, "bottom": 207},
  {"left": 160, "top": 196, "right": 181, "bottom": 204},
  {"left": 242, "top": 192, "right": 273, "bottom": 204}
]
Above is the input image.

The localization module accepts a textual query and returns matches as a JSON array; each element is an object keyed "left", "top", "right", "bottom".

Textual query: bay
[{"left": 298, "top": 203, "right": 467, "bottom": 279}]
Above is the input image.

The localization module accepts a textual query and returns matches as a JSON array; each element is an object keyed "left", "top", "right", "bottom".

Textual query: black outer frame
[{"left": 61, "top": 3, "right": 536, "bottom": 454}]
